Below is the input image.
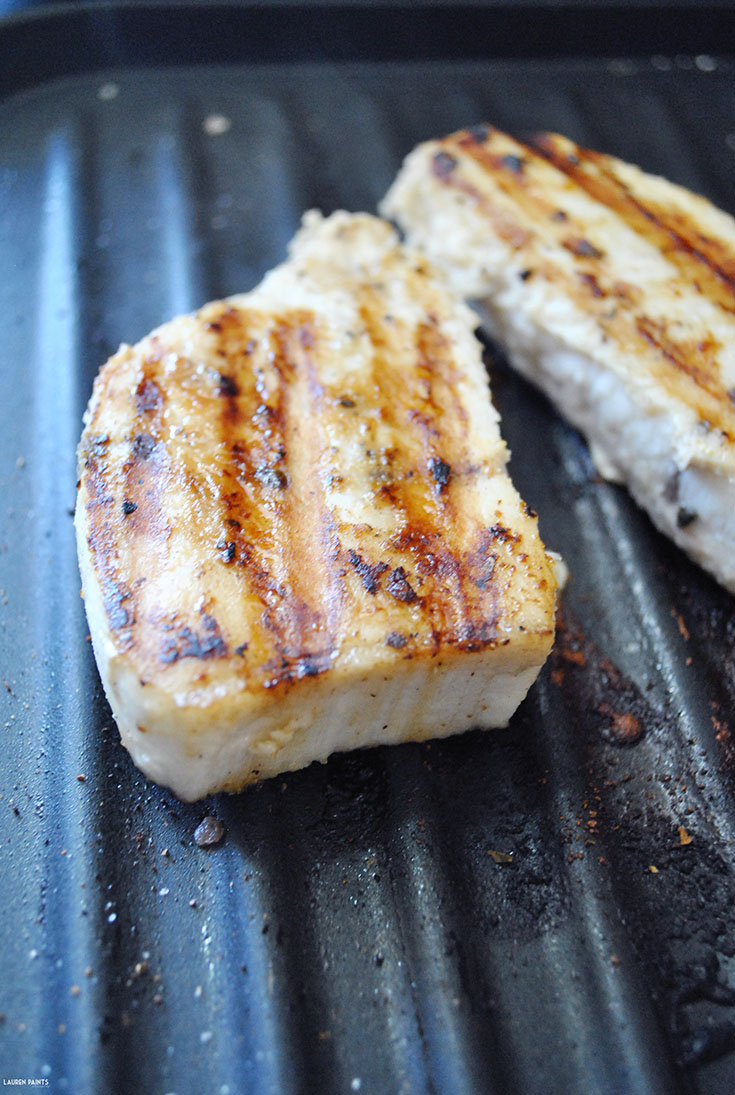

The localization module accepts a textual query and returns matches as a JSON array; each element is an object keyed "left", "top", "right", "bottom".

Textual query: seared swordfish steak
[
  {"left": 76, "top": 211, "right": 558, "bottom": 801},
  {"left": 381, "top": 126, "right": 735, "bottom": 593}
]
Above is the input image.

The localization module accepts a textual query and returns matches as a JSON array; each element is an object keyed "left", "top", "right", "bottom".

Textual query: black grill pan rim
[{"left": 2, "top": 0, "right": 735, "bottom": 103}]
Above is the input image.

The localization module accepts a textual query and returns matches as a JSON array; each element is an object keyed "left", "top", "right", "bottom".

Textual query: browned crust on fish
[
  {"left": 531, "top": 131, "right": 735, "bottom": 314},
  {"left": 425, "top": 125, "right": 735, "bottom": 442},
  {"left": 77, "top": 228, "right": 555, "bottom": 703}
]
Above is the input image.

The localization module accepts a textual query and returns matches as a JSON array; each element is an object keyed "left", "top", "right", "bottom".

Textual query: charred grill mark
[
  {"left": 677, "top": 507, "right": 699, "bottom": 529},
  {"left": 255, "top": 465, "right": 288, "bottom": 491},
  {"left": 83, "top": 433, "right": 110, "bottom": 465},
  {"left": 83, "top": 444, "right": 137, "bottom": 646},
  {"left": 387, "top": 525, "right": 503, "bottom": 649},
  {"left": 413, "top": 320, "right": 469, "bottom": 598},
  {"left": 347, "top": 549, "right": 389, "bottom": 594},
  {"left": 216, "top": 539, "right": 236, "bottom": 563},
  {"left": 132, "top": 433, "right": 156, "bottom": 460},
  {"left": 458, "top": 528, "right": 504, "bottom": 638},
  {"left": 663, "top": 468, "right": 681, "bottom": 504},
  {"left": 386, "top": 567, "right": 418, "bottom": 603},
  {"left": 135, "top": 377, "right": 162, "bottom": 413},
  {"left": 351, "top": 298, "right": 441, "bottom": 620},
  {"left": 473, "top": 552, "right": 497, "bottom": 590},
  {"left": 563, "top": 236, "right": 604, "bottom": 260},
  {"left": 390, "top": 526, "right": 441, "bottom": 577},
  {"left": 415, "top": 318, "right": 468, "bottom": 433},
  {"left": 104, "top": 584, "right": 134, "bottom": 631},
  {"left": 466, "top": 123, "right": 491, "bottom": 144},
  {"left": 452, "top": 528, "right": 504, "bottom": 646},
  {"left": 429, "top": 456, "right": 451, "bottom": 491},
  {"left": 412, "top": 318, "right": 474, "bottom": 627},
  {"left": 578, "top": 272, "right": 606, "bottom": 298},
  {"left": 217, "top": 370, "right": 242, "bottom": 428},
  {"left": 228, "top": 527, "right": 288, "bottom": 606},
  {"left": 487, "top": 523, "right": 520, "bottom": 545},
  {"left": 634, "top": 316, "right": 731, "bottom": 434},
  {"left": 261, "top": 649, "right": 334, "bottom": 689},
  {"left": 217, "top": 373, "right": 239, "bottom": 398},
  {"left": 500, "top": 153, "right": 525, "bottom": 174},
  {"left": 432, "top": 150, "right": 458, "bottom": 179},
  {"left": 159, "top": 612, "right": 227, "bottom": 664},
  {"left": 452, "top": 618, "right": 499, "bottom": 652},
  {"left": 457, "top": 130, "right": 531, "bottom": 182}
]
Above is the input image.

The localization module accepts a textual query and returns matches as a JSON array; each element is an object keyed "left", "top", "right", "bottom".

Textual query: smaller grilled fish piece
[
  {"left": 381, "top": 126, "right": 735, "bottom": 592},
  {"left": 76, "top": 211, "right": 558, "bottom": 801}
]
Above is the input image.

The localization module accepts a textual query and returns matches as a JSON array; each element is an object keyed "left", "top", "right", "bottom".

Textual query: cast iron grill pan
[{"left": 1, "top": 6, "right": 735, "bottom": 1093}]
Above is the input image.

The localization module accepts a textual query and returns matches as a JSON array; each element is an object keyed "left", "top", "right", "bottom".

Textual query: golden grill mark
[
  {"left": 634, "top": 316, "right": 728, "bottom": 418},
  {"left": 192, "top": 306, "right": 296, "bottom": 676},
  {"left": 206, "top": 307, "right": 341, "bottom": 688},
  {"left": 412, "top": 316, "right": 497, "bottom": 643},
  {"left": 277, "top": 312, "right": 346, "bottom": 678},
  {"left": 456, "top": 131, "right": 530, "bottom": 183},
  {"left": 355, "top": 288, "right": 504, "bottom": 650},
  {"left": 82, "top": 351, "right": 176, "bottom": 652},
  {"left": 82, "top": 427, "right": 137, "bottom": 648},
  {"left": 259, "top": 315, "right": 337, "bottom": 684},
  {"left": 431, "top": 139, "right": 534, "bottom": 250},
  {"left": 122, "top": 360, "right": 172, "bottom": 540},
  {"left": 454, "top": 130, "right": 609, "bottom": 259}
]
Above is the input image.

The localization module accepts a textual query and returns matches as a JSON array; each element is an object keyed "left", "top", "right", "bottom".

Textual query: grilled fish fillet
[
  {"left": 381, "top": 126, "right": 735, "bottom": 593},
  {"left": 76, "top": 210, "right": 558, "bottom": 801}
]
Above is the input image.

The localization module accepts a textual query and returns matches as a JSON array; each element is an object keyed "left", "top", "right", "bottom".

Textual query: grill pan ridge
[{"left": 1, "top": 5, "right": 735, "bottom": 1093}]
